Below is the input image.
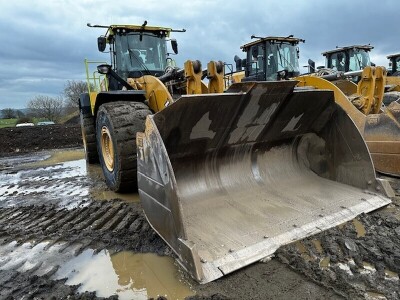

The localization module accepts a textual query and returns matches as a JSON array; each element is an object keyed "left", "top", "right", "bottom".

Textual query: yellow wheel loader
[
  {"left": 303, "top": 45, "right": 400, "bottom": 176},
  {"left": 136, "top": 35, "right": 393, "bottom": 283},
  {"left": 79, "top": 22, "right": 224, "bottom": 192},
  {"left": 79, "top": 27, "right": 393, "bottom": 283},
  {"left": 232, "top": 39, "right": 400, "bottom": 177}
]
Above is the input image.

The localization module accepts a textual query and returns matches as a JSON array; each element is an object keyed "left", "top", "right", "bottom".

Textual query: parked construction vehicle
[
  {"left": 135, "top": 34, "right": 393, "bottom": 283},
  {"left": 79, "top": 22, "right": 224, "bottom": 192},
  {"left": 232, "top": 38, "right": 400, "bottom": 177},
  {"left": 80, "top": 26, "right": 393, "bottom": 283},
  {"left": 308, "top": 45, "right": 400, "bottom": 176},
  {"left": 322, "top": 45, "right": 373, "bottom": 73},
  {"left": 387, "top": 53, "right": 400, "bottom": 76}
]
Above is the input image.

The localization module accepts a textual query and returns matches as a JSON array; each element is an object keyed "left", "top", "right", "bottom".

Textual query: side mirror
[
  {"left": 307, "top": 59, "right": 315, "bottom": 73},
  {"left": 97, "top": 36, "right": 107, "bottom": 52},
  {"left": 234, "top": 55, "right": 242, "bottom": 71},
  {"left": 97, "top": 64, "right": 111, "bottom": 74},
  {"left": 371, "top": 62, "right": 376, "bottom": 67},
  {"left": 242, "top": 58, "right": 247, "bottom": 68},
  {"left": 171, "top": 39, "right": 178, "bottom": 54}
]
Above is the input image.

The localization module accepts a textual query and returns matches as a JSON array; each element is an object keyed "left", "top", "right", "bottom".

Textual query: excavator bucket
[{"left": 136, "top": 81, "right": 392, "bottom": 283}]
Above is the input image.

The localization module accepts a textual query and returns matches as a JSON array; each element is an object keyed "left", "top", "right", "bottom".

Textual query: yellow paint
[{"left": 129, "top": 75, "right": 172, "bottom": 112}]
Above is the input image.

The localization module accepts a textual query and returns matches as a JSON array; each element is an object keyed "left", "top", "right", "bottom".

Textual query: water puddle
[
  {"left": 23, "top": 149, "right": 85, "bottom": 168},
  {"left": 312, "top": 239, "right": 323, "bottom": 254},
  {"left": 365, "top": 291, "right": 387, "bottom": 299},
  {"left": 384, "top": 269, "right": 399, "bottom": 280},
  {"left": 0, "top": 241, "right": 195, "bottom": 299},
  {"left": 360, "top": 261, "right": 376, "bottom": 275},
  {"left": 352, "top": 219, "right": 366, "bottom": 237},
  {"left": 55, "top": 250, "right": 195, "bottom": 299},
  {"left": 319, "top": 257, "right": 330, "bottom": 269},
  {"left": 294, "top": 241, "right": 312, "bottom": 261},
  {"left": 0, "top": 149, "right": 141, "bottom": 208},
  {"left": 337, "top": 262, "right": 353, "bottom": 275}
]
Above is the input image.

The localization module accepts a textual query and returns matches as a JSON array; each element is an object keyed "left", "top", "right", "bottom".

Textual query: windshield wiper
[
  {"left": 128, "top": 49, "right": 152, "bottom": 75},
  {"left": 276, "top": 44, "right": 295, "bottom": 72}
]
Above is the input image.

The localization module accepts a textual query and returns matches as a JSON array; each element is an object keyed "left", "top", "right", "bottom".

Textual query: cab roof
[
  {"left": 322, "top": 45, "right": 374, "bottom": 56},
  {"left": 106, "top": 24, "right": 173, "bottom": 38},
  {"left": 387, "top": 53, "right": 400, "bottom": 59},
  {"left": 240, "top": 36, "right": 305, "bottom": 51}
]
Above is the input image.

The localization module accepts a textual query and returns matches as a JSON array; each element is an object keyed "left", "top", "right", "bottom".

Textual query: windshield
[
  {"left": 114, "top": 32, "right": 167, "bottom": 79},
  {"left": 265, "top": 42, "right": 300, "bottom": 80},
  {"left": 348, "top": 49, "right": 371, "bottom": 71}
]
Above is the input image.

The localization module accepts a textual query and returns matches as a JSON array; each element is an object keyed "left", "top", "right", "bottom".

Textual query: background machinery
[
  {"left": 80, "top": 26, "right": 393, "bottom": 283},
  {"left": 232, "top": 38, "right": 400, "bottom": 177}
]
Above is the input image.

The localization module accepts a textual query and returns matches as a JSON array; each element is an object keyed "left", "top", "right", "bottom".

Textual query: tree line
[{"left": 1, "top": 80, "right": 88, "bottom": 123}]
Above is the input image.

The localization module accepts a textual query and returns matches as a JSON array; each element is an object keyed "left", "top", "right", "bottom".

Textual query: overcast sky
[{"left": 1, "top": 0, "right": 398, "bottom": 109}]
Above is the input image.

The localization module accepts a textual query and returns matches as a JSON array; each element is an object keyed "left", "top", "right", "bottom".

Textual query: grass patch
[{"left": 0, "top": 119, "right": 17, "bottom": 128}]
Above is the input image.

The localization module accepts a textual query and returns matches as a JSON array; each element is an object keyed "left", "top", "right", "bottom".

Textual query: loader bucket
[
  {"left": 364, "top": 101, "right": 400, "bottom": 176},
  {"left": 137, "top": 81, "right": 392, "bottom": 283},
  {"left": 296, "top": 75, "right": 400, "bottom": 177}
]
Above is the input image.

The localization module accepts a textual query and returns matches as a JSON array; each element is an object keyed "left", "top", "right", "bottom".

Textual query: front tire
[
  {"left": 80, "top": 111, "right": 99, "bottom": 163},
  {"left": 96, "top": 101, "right": 151, "bottom": 192}
]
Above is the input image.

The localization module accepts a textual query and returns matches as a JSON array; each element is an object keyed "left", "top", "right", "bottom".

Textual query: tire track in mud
[
  {"left": 0, "top": 199, "right": 171, "bottom": 256},
  {"left": 276, "top": 199, "right": 400, "bottom": 300}
]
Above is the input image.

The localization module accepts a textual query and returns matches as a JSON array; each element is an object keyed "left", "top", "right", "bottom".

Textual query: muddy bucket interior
[{"left": 137, "top": 81, "right": 391, "bottom": 283}]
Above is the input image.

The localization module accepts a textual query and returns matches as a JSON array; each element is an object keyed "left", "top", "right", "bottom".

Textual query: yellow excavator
[{"left": 80, "top": 26, "right": 393, "bottom": 284}]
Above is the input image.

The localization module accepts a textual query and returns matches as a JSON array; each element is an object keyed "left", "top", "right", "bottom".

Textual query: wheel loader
[
  {"left": 79, "top": 27, "right": 394, "bottom": 283},
  {"left": 306, "top": 45, "right": 400, "bottom": 176},
  {"left": 79, "top": 22, "right": 224, "bottom": 192},
  {"left": 135, "top": 35, "right": 393, "bottom": 283},
  {"left": 232, "top": 37, "right": 400, "bottom": 177}
]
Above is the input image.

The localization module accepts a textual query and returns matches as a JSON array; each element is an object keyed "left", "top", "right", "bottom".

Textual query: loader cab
[
  {"left": 323, "top": 45, "right": 373, "bottom": 73},
  {"left": 98, "top": 24, "right": 177, "bottom": 89},
  {"left": 240, "top": 36, "right": 304, "bottom": 82},
  {"left": 387, "top": 53, "right": 400, "bottom": 76}
]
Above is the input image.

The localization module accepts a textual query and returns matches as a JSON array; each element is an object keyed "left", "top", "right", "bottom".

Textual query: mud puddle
[
  {"left": 0, "top": 149, "right": 140, "bottom": 209},
  {"left": 56, "top": 249, "right": 195, "bottom": 299},
  {"left": 0, "top": 240, "right": 194, "bottom": 299}
]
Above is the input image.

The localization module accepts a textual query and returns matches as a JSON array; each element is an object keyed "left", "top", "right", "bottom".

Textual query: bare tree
[
  {"left": 27, "top": 95, "right": 64, "bottom": 122},
  {"left": 64, "top": 80, "right": 88, "bottom": 108},
  {"left": 1, "top": 108, "right": 16, "bottom": 119}
]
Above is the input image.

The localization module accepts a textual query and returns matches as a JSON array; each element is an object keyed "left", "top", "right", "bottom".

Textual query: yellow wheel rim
[{"left": 101, "top": 126, "right": 114, "bottom": 172}]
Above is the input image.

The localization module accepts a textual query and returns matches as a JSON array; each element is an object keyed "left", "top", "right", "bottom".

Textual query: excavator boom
[{"left": 137, "top": 81, "right": 392, "bottom": 283}]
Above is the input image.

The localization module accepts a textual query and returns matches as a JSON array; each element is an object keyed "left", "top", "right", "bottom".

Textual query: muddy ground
[{"left": 0, "top": 125, "right": 399, "bottom": 299}]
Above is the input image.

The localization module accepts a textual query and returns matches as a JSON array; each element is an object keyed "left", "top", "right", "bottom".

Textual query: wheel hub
[{"left": 101, "top": 126, "right": 114, "bottom": 172}]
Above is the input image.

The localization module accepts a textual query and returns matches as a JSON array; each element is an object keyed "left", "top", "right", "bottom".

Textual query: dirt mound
[{"left": 0, "top": 124, "right": 82, "bottom": 155}]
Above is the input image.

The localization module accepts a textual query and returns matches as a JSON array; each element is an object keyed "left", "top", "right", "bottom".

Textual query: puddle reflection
[{"left": 56, "top": 249, "right": 195, "bottom": 299}]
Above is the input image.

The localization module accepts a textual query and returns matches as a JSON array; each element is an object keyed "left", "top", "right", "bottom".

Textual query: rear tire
[
  {"left": 96, "top": 101, "right": 152, "bottom": 192},
  {"left": 80, "top": 111, "right": 99, "bottom": 163}
]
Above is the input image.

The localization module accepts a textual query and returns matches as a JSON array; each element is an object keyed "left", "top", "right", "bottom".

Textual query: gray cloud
[{"left": 1, "top": 0, "right": 398, "bottom": 109}]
